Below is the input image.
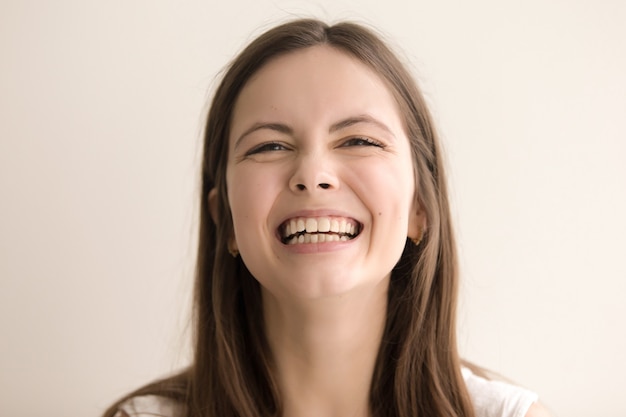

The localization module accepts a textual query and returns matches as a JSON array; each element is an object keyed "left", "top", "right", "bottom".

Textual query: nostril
[
  {"left": 318, "top": 183, "right": 330, "bottom": 189},
  {"left": 296, "top": 184, "right": 306, "bottom": 191}
]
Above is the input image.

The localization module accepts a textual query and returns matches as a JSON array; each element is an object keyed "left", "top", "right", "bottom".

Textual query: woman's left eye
[{"left": 341, "top": 137, "right": 385, "bottom": 148}]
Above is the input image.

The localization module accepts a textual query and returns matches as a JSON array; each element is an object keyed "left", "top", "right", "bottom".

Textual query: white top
[
  {"left": 462, "top": 367, "right": 538, "bottom": 417},
  {"left": 114, "top": 368, "right": 538, "bottom": 417}
]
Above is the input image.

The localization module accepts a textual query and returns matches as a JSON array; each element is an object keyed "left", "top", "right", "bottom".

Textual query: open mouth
[{"left": 279, "top": 216, "right": 362, "bottom": 245}]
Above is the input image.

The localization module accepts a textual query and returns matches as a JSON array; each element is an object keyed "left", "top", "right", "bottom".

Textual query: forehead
[{"left": 230, "top": 45, "right": 405, "bottom": 139}]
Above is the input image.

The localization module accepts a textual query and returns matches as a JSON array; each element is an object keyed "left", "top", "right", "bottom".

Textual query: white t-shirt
[
  {"left": 462, "top": 367, "right": 538, "bottom": 417},
  {"left": 114, "top": 368, "right": 538, "bottom": 417}
]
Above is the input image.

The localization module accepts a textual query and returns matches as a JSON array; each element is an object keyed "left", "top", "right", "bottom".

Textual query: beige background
[{"left": 1, "top": 1, "right": 624, "bottom": 416}]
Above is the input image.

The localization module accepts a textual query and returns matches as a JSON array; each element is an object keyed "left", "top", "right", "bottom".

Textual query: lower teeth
[{"left": 287, "top": 233, "right": 350, "bottom": 245}]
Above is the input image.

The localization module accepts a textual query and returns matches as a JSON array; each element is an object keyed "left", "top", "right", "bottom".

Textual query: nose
[{"left": 288, "top": 153, "right": 339, "bottom": 193}]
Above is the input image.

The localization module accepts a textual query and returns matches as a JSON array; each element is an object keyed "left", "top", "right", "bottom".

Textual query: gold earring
[
  {"left": 228, "top": 240, "right": 239, "bottom": 257},
  {"left": 410, "top": 227, "right": 424, "bottom": 246}
]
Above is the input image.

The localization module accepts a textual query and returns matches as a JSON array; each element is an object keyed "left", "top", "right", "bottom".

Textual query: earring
[
  {"left": 228, "top": 240, "right": 239, "bottom": 257},
  {"left": 410, "top": 226, "right": 424, "bottom": 246}
]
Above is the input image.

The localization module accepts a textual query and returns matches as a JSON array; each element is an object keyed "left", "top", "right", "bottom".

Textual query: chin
[{"left": 267, "top": 269, "right": 391, "bottom": 301}]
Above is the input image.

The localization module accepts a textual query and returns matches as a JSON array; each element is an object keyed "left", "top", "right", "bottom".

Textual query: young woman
[{"left": 103, "top": 19, "right": 550, "bottom": 417}]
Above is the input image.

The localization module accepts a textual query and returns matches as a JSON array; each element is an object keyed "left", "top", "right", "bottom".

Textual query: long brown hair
[{"left": 103, "top": 18, "right": 475, "bottom": 417}]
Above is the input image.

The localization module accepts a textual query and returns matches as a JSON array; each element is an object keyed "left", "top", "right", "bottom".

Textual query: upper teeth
[{"left": 282, "top": 216, "right": 358, "bottom": 238}]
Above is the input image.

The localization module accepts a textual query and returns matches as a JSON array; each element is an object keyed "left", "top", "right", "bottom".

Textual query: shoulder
[
  {"left": 462, "top": 367, "right": 549, "bottom": 417},
  {"left": 112, "top": 395, "right": 186, "bottom": 417},
  {"left": 523, "top": 402, "right": 553, "bottom": 417}
]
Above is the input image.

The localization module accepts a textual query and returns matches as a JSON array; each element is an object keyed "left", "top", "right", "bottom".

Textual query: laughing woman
[{"left": 103, "top": 19, "right": 551, "bottom": 417}]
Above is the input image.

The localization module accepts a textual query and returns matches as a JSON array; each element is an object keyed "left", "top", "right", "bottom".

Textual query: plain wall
[{"left": 1, "top": 0, "right": 624, "bottom": 416}]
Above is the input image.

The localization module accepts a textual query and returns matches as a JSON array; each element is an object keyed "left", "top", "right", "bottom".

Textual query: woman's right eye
[{"left": 245, "top": 142, "right": 288, "bottom": 156}]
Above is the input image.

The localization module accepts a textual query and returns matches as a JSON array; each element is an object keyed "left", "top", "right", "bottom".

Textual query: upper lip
[{"left": 277, "top": 209, "right": 361, "bottom": 226}]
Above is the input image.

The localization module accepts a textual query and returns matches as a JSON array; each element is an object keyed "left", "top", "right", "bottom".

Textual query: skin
[
  {"left": 225, "top": 45, "right": 423, "bottom": 302},
  {"left": 219, "top": 45, "right": 423, "bottom": 417},
  {"left": 526, "top": 402, "right": 553, "bottom": 417}
]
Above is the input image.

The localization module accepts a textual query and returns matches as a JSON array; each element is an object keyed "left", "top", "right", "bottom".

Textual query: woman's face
[{"left": 222, "top": 45, "right": 423, "bottom": 301}]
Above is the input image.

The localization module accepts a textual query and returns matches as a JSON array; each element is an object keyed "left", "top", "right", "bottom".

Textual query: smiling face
[{"left": 223, "top": 45, "right": 423, "bottom": 301}]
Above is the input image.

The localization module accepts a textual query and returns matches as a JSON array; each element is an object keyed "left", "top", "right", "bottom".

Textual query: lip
[{"left": 275, "top": 209, "right": 363, "bottom": 245}]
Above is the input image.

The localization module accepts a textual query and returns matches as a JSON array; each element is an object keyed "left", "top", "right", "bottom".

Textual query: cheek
[
  {"left": 227, "top": 166, "right": 283, "bottom": 234},
  {"left": 349, "top": 158, "right": 415, "bottom": 217}
]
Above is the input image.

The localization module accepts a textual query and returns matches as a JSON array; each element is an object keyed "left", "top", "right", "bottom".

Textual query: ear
[
  {"left": 208, "top": 187, "right": 239, "bottom": 255},
  {"left": 208, "top": 188, "right": 219, "bottom": 223},
  {"left": 407, "top": 200, "right": 427, "bottom": 242}
]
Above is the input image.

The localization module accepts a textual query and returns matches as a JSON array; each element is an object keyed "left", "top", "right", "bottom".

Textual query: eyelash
[
  {"left": 342, "top": 136, "right": 385, "bottom": 148},
  {"left": 245, "top": 142, "right": 288, "bottom": 156},
  {"left": 244, "top": 136, "right": 384, "bottom": 156}
]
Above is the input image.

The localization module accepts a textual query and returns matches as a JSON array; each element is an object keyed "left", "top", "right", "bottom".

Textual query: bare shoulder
[{"left": 524, "top": 402, "right": 553, "bottom": 417}]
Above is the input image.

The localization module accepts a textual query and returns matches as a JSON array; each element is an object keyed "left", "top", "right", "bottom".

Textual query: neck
[{"left": 263, "top": 278, "right": 389, "bottom": 417}]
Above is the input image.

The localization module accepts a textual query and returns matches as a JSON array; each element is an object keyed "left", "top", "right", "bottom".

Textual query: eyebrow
[
  {"left": 234, "top": 122, "right": 293, "bottom": 150},
  {"left": 234, "top": 114, "right": 395, "bottom": 149},
  {"left": 329, "top": 114, "right": 395, "bottom": 138}
]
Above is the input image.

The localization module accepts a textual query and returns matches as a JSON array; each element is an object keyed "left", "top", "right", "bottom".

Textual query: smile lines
[{"left": 280, "top": 216, "right": 361, "bottom": 245}]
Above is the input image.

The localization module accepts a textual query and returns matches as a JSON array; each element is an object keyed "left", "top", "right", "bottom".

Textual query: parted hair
[{"left": 103, "top": 18, "right": 476, "bottom": 417}]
